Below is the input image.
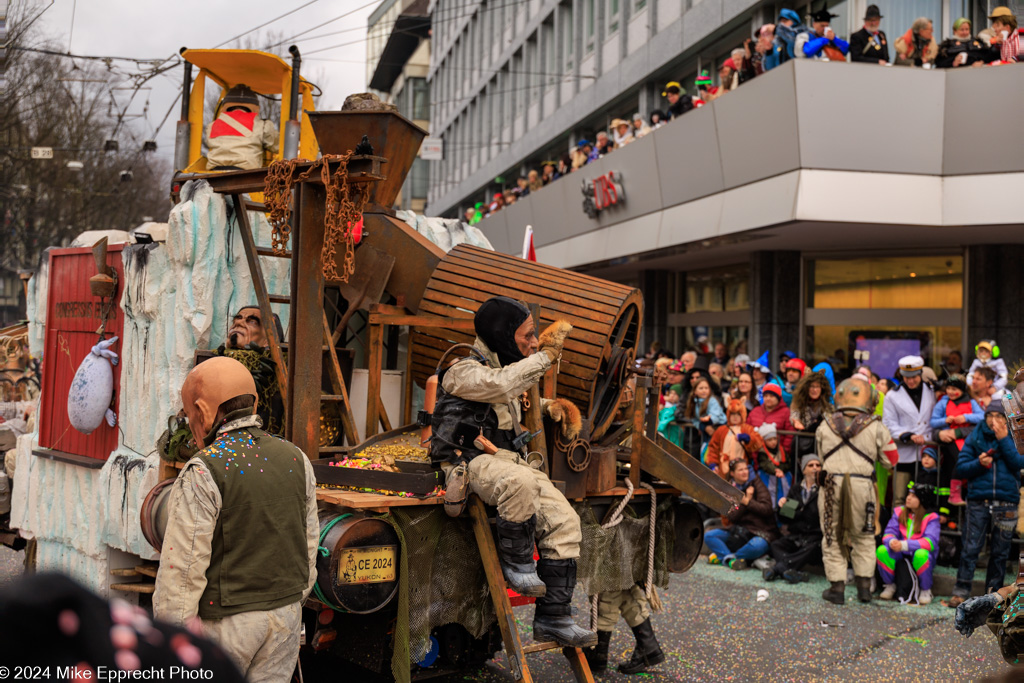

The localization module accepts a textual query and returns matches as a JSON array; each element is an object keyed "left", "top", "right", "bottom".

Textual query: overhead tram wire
[
  {"left": 213, "top": 0, "right": 323, "bottom": 48},
  {"left": 260, "top": 0, "right": 382, "bottom": 51}
]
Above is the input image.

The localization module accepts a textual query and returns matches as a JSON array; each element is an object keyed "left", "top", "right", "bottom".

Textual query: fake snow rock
[{"left": 68, "top": 336, "right": 119, "bottom": 434}]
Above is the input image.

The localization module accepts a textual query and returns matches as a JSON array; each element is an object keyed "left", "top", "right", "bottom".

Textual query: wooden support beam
[
  {"left": 365, "top": 321, "right": 384, "bottom": 440},
  {"left": 322, "top": 311, "right": 359, "bottom": 447},
  {"left": 642, "top": 434, "right": 742, "bottom": 514},
  {"left": 287, "top": 184, "right": 326, "bottom": 458},
  {"left": 629, "top": 375, "right": 650, "bottom": 488}
]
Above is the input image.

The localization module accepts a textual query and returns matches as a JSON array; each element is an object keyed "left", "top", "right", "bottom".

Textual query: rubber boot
[
  {"left": 855, "top": 576, "right": 873, "bottom": 603},
  {"left": 618, "top": 618, "right": 665, "bottom": 675},
  {"left": 584, "top": 630, "right": 612, "bottom": 672},
  {"left": 533, "top": 559, "right": 598, "bottom": 648},
  {"left": 822, "top": 581, "right": 846, "bottom": 605},
  {"left": 495, "top": 516, "right": 546, "bottom": 598},
  {"left": 949, "top": 479, "right": 965, "bottom": 506}
]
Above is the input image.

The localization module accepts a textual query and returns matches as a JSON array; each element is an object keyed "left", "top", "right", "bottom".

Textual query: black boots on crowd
[
  {"left": 532, "top": 558, "right": 598, "bottom": 648},
  {"left": 584, "top": 618, "right": 664, "bottom": 675},
  {"left": 495, "top": 515, "right": 546, "bottom": 598}
]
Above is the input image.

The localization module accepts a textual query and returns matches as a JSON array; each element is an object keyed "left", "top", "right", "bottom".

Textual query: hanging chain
[{"left": 262, "top": 152, "right": 369, "bottom": 283}]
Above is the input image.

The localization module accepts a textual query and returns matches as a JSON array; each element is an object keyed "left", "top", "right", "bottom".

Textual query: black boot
[
  {"left": 618, "top": 618, "right": 665, "bottom": 675},
  {"left": 584, "top": 630, "right": 611, "bottom": 672},
  {"left": 855, "top": 576, "right": 873, "bottom": 603},
  {"left": 495, "top": 516, "right": 546, "bottom": 597},
  {"left": 533, "top": 559, "right": 598, "bottom": 648},
  {"left": 822, "top": 581, "right": 846, "bottom": 605}
]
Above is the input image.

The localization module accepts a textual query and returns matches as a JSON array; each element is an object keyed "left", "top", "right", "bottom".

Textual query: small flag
[{"left": 522, "top": 225, "right": 536, "bottom": 262}]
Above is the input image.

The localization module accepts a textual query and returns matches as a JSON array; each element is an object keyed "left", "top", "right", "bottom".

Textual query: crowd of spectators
[
  {"left": 465, "top": 5, "right": 1021, "bottom": 225},
  {"left": 640, "top": 333, "right": 1024, "bottom": 607}
]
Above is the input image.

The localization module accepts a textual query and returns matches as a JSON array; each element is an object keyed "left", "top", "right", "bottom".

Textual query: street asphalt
[{"left": 459, "top": 559, "right": 1014, "bottom": 682}]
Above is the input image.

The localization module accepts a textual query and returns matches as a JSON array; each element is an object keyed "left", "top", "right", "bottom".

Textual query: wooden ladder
[
  {"left": 468, "top": 496, "right": 594, "bottom": 683},
  {"left": 230, "top": 194, "right": 361, "bottom": 452}
]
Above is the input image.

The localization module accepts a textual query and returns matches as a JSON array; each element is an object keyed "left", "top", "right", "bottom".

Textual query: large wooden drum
[{"left": 410, "top": 245, "right": 642, "bottom": 440}]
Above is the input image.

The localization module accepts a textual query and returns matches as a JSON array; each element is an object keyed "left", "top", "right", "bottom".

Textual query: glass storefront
[
  {"left": 666, "top": 266, "right": 749, "bottom": 354},
  {"left": 804, "top": 254, "right": 964, "bottom": 378}
]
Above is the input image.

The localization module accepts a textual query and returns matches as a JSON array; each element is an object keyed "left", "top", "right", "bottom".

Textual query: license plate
[{"left": 337, "top": 546, "right": 397, "bottom": 584}]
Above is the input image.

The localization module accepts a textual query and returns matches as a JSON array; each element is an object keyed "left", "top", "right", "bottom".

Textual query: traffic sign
[{"left": 31, "top": 147, "right": 54, "bottom": 159}]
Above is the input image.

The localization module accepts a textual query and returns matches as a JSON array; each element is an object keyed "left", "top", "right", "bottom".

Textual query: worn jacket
[
  {"left": 797, "top": 32, "right": 850, "bottom": 59},
  {"left": 935, "top": 36, "right": 992, "bottom": 67},
  {"left": 929, "top": 394, "right": 983, "bottom": 450},
  {"left": 882, "top": 383, "right": 937, "bottom": 464},
  {"left": 954, "top": 420, "right": 1024, "bottom": 504},
  {"left": 204, "top": 111, "right": 278, "bottom": 170},
  {"left": 849, "top": 27, "right": 890, "bottom": 63},
  {"left": 153, "top": 415, "right": 319, "bottom": 626},
  {"left": 894, "top": 33, "right": 939, "bottom": 66},
  {"left": 440, "top": 337, "right": 552, "bottom": 431},
  {"left": 785, "top": 482, "right": 821, "bottom": 538},
  {"left": 817, "top": 413, "right": 898, "bottom": 476},
  {"left": 882, "top": 506, "right": 940, "bottom": 554},
  {"left": 705, "top": 424, "right": 763, "bottom": 472},
  {"left": 724, "top": 475, "right": 779, "bottom": 542}
]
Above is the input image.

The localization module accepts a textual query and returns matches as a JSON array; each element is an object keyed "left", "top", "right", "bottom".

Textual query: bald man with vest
[{"left": 153, "top": 357, "right": 318, "bottom": 682}]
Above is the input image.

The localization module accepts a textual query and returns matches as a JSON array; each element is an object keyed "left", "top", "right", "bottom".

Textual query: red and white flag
[{"left": 522, "top": 225, "right": 536, "bottom": 262}]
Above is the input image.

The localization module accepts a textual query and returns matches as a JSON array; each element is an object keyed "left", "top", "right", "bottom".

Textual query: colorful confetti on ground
[{"left": 454, "top": 558, "right": 1012, "bottom": 682}]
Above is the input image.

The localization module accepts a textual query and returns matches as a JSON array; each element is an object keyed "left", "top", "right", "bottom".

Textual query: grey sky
[{"left": 30, "top": 0, "right": 379, "bottom": 160}]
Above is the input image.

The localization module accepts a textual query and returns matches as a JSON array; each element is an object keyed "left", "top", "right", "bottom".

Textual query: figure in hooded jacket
[{"left": 429, "top": 296, "right": 595, "bottom": 648}]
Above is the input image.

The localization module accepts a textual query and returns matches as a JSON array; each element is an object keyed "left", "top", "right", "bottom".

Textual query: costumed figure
[
  {"left": 704, "top": 399, "right": 763, "bottom": 476},
  {"left": 956, "top": 581, "right": 1024, "bottom": 666},
  {"left": 882, "top": 355, "right": 937, "bottom": 504},
  {"left": 817, "top": 376, "right": 899, "bottom": 605},
  {"left": 204, "top": 84, "right": 279, "bottom": 171},
  {"left": 428, "top": 296, "right": 596, "bottom": 648},
  {"left": 214, "top": 306, "right": 287, "bottom": 436},
  {"left": 153, "top": 357, "right": 319, "bottom": 680},
  {"left": 877, "top": 483, "right": 940, "bottom": 604}
]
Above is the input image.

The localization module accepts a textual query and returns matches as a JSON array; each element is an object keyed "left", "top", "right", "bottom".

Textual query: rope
[
  {"left": 640, "top": 482, "right": 659, "bottom": 610},
  {"left": 312, "top": 513, "right": 352, "bottom": 611},
  {"left": 590, "top": 478, "right": 634, "bottom": 629}
]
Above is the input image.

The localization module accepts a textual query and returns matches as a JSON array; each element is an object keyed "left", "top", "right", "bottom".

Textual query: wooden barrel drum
[{"left": 410, "top": 245, "right": 642, "bottom": 441}]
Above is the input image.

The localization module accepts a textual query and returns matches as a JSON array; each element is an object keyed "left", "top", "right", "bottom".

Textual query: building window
[
  {"left": 542, "top": 19, "right": 556, "bottom": 86},
  {"left": 561, "top": 3, "right": 574, "bottom": 71},
  {"left": 665, "top": 267, "right": 751, "bottom": 356},
  {"left": 608, "top": 0, "right": 620, "bottom": 34},
  {"left": 410, "top": 78, "right": 429, "bottom": 121},
  {"left": 585, "top": 0, "right": 596, "bottom": 53},
  {"left": 409, "top": 157, "right": 429, "bottom": 199},
  {"left": 634, "top": 0, "right": 646, "bottom": 9},
  {"left": 806, "top": 255, "right": 963, "bottom": 309}
]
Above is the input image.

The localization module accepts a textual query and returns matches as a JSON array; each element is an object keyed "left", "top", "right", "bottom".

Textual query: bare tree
[{"left": 0, "top": 1, "right": 170, "bottom": 273}]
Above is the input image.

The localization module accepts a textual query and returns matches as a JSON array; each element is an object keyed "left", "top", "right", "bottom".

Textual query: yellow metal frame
[{"left": 179, "top": 49, "right": 319, "bottom": 173}]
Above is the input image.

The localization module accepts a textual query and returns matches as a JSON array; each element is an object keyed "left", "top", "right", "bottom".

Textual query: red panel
[{"left": 38, "top": 245, "right": 126, "bottom": 461}]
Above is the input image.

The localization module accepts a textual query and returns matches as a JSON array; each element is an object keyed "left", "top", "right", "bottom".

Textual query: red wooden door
[{"left": 38, "top": 245, "right": 125, "bottom": 461}]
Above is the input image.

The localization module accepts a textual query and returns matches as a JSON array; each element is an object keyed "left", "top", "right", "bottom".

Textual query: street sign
[
  {"left": 31, "top": 147, "right": 54, "bottom": 159},
  {"left": 420, "top": 137, "right": 443, "bottom": 160}
]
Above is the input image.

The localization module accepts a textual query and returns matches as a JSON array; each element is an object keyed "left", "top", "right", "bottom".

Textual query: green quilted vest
[{"left": 194, "top": 423, "right": 309, "bottom": 619}]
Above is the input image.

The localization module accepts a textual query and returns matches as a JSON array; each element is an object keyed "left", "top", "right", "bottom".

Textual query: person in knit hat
[
  {"left": 763, "top": 454, "right": 823, "bottom": 584},
  {"left": 748, "top": 383, "right": 796, "bottom": 455},
  {"left": 755, "top": 422, "right": 790, "bottom": 507},
  {"left": 877, "top": 483, "right": 941, "bottom": 604}
]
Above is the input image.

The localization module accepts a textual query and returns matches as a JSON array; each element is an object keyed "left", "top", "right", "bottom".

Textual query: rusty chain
[{"left": 262, "top": 152, "right": 368, "bottom": 283}]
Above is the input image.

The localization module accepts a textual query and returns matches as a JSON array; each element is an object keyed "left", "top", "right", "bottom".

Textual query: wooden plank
[
  {"left": 365, "top": 322, "right": 384, "bottom": 439},
  {"left": 629, "top": 376, "right": 649, "bottom": 488},
  {"left": 469, "top": 496, "right": 530, "bottom": 683},
  {"left": 438, "top": 256, "right": 627, "bottom": 307},
  {"left": 643, "top": 434, "right": 743, "bottom": 514},
  {"left": 287, "top": 184, "right": 327, "bottom": 457},
  {"left": 232, "top": 195, "right": 290, "bottom": 417},
  {"left": 316, "top": 489, "right": 444, "bottom": 508},
  {"left": 447, "top": 246, "right": 633, "bottom": 297},
  {"left": 523, "top": 641, "right": 561, "bottom": 654},
  {"left": 110, "top": 582, "right": 155, "bottom": 594},
  {"left": 403, "top": 339, "right": 414, "bottom": 425},
  {"left": 377, "top": 395, "right": 392, "bottom": 433},
  {"left": 134, "top": 564, "right": 158, "bottom": 578},
  {"left": 564, "top": 647, "right": 595, "bottom": 683},
  {"left": 110, "top": 568, "right": 139, "bottom": 577},
  {"left": 321, "top": 311, "right": 359, "bottom": 447}
]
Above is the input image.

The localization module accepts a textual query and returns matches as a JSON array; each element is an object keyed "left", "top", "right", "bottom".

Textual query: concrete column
[
  {"left": 639, "top": 269, "right": 671, "bottom": 353},
  {"left": 967, "top": 245, "right": 1024, "bottom": 363},
  {"left": 749, "top": 251, "right": 801, "bottom": 363}
]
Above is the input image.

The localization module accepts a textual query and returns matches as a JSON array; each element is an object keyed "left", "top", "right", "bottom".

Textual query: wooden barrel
[{"left": 410, "top": 245, "right": 642, "bottom": 440}]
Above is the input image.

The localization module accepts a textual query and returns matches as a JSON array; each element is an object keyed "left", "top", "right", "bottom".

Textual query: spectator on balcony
[
  {"left": 798, "top": 9, "right": 850, "bottom": 61},
  {"left": 987, "top": 6, "right": 1020, "bottom": 63},
  {"left": 557, "top": 155, "right": 572, "bottom": 177},
  {"left": 773, "top": 8, "right": 808, "bottom": 65},
  {"left": 631, "top": 113, "right": 651, "bottom": 139},
  {"left": 755, "top": 24, "right": 777, "bottom": 71},
  {"left": 463, "top": 207, "right": 476, "bottom": 224},
  {"left": 516, "top": 176, "right": 530, "bottom": 198},
  {"left": 936, "top": 18, "right": 990, "bottom": 67},
  {"left": 488, "top": 192, "right": 505, "bottom": 214},
  {"left": 895, "top": 18, "right": 938, "bottom": 67},
  {"left": 595, "top": 131, "right": 615, "bottom": 156},
  {"left": 571, "top": 140, "right": 593, "bottom": 171},
  {"left": 527, "top": 170, "right": 544, "bottom": 193},
  {"left": 850, "top": 5, "right": 890, "bottom": 65},
  {"left": 695, "top": 70, "right": 721, "bottom": 103},
  {"left": 611, "top": 118, "right": 634, "bottom": 147},
  {"left": 661, "top": 82, "right": 694, "bottom": 120},
  {"left": 649, "top": 109, "right": 667, "bottom": 129},
  {"left": 737, "top": 42, "right": 761, "bottom": 82},
  {"left": 541, "top": 161, "right": 559, "bottom": 184}
]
